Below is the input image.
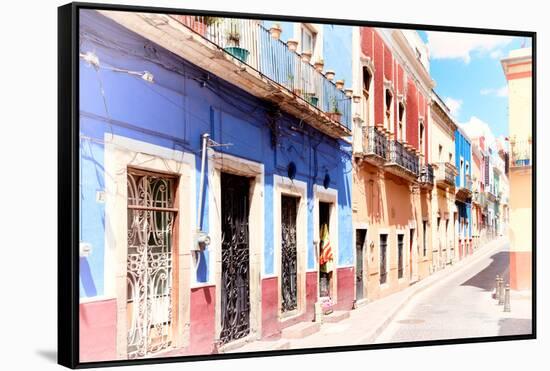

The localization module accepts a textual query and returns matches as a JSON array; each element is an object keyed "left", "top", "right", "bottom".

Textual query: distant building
[{"left": 501, "top": 47, "right": 533, "bottom": 290}]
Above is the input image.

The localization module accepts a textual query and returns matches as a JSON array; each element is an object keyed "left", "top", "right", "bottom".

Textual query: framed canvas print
[{"left": 58, "top": 2, "right": 536, "bottom": 368}]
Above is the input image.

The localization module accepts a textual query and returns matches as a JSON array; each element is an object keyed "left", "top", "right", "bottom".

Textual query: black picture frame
[{"left": 58, "top": 2, "right": 536, "bottom": 368}]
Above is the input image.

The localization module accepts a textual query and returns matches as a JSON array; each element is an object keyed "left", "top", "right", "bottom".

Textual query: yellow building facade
[{"left": 501, "top": 47, "right": 532, "bottom": 290}]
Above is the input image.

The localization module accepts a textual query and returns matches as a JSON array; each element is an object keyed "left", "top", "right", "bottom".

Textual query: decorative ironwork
[
  {"left": 172, "top": 15, "right": 352, "bottom": 129},
  {"left": 435, "top": 162, "right": 457, "bottom": 187},
  {"left": 510, "top": 139, "right": 532, "bottom": 167},
  {"left": 380, "top": 234, "right": 388, "bottom": 284},
  {"left": 419, "top": 164, "right": 434, "bottom": 185},
  {"left": 388, "top": 140, "right": 419, "bottom": 176},
  {"left": 220, "top": 173, "right": 251, "bottom": 344},
  {"left": 362, "top": 125, "right": 388, "bottom": 160},
  {"left": 397, "top": 234, "right": 404, "bottom": 279},
  {"left": 281, "top": 195, "right": 298, "bottom": 312},
  {"left": 127, "top": 170, "right": 176, "bottom": 359}
]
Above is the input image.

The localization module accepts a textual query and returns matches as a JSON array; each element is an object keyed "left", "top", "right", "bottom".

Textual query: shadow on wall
[
  {"left": 460, "top": 250, "right": 510, "bottom": 291},
  {"left": 80, "top": 257, "right": 98, "bottom": 297}
]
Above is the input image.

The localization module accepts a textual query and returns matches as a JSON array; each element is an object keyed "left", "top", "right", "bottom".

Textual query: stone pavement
[
  {"left": 375, "top": 239, "right": 532, "bottom": 343},
  {"left": 228, "top": 237, "right": 523, "bottom": 353}
]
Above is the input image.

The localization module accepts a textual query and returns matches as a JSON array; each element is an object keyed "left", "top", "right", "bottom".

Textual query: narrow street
[{"left": 375, "top": 240, "right": 532, "bottom": 343}]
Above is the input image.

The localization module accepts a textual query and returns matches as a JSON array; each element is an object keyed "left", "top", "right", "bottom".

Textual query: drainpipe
[{"left": 197, "top": 133, "right": 209, "bottom": 231}]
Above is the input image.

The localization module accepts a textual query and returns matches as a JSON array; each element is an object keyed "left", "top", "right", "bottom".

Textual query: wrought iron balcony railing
[
  {"left": 510, "top": 139, "right": 532, "bottom": 167},
  {"left": 172, "top": 15, "right": 352, "bottom": 129},
  {"left": 362, "top": 125, "right": 388, "bottom": 160},
  {"left": 435, "top": 162, "right": 457, "bottom": 187},
  {"left": 419, "top": 164, "right": 434, "bottom": 186},
  {"left": 387, "top": 140, "right": 419, "bottom": 176}
]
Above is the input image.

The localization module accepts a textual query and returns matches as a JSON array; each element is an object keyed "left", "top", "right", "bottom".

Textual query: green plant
[
  {"left": 330, "top": 97, "right": 341, "bottom": 114},
  {"left": 200, "top": 16, "right": 222, "bottom": 26},
  {"left": 225, "top": 20, "right": 241, "bottom": 46}
]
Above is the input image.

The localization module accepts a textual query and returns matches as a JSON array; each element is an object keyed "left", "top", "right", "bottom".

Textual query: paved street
[
  {"left": 375, "top": 240, "right": 532, "bottom": 344},
  {"left": 228, "top": 238, "right": 532, "bottom": 354}
]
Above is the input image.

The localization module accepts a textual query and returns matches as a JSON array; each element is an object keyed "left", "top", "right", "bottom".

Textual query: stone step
[
  {"left": 232, "top": 338, "right": 291, "bottom": 353},
  {"left": 281, "top": 321, "right": 321, "bottom": 339},
  {"left": 322, "top": 310, "right": 350, "bottom": 323}
]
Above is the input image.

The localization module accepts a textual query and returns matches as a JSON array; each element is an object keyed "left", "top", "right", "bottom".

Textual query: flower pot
[
  {"left": 335, "top": 80, "right": 345, "bottom": 90},
  {"left": 301, "top": 51, "right": 312, "bottom": 63},
  {"left": 224, "top": 46, "right": 250, "bottom": 63},
  {"left": 269, "top": 24, "right": 282, "bottom": 39},
  {"left": 314, "top": 60, "right": 325, "bottom": 72},
  {"left": 344, "top": 88, "right": 354, "bottom": 97},
  {"left": 287, "top": 39, "right": 298, "bottom": 52},
  {"left": 327, "top": 112, "right": 342, "bottom": 122},
  {"left": 304, "top": 93, "right": 319, "bottom": 107},
  {"left": 325, "top": 70, "right": 335, "bottom": 81}
]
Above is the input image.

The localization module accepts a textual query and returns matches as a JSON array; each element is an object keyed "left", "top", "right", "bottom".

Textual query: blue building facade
[
  {"left": 78, "top": 10, "right": 353, "bottom": 360},
  {"left": 454, "top": 128, "right": 472, "bottom": 258}
]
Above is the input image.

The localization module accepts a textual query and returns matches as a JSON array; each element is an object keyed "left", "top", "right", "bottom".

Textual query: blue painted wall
[
  {"left": 455, "top": 129, "right": 472, "bottom": 238},
  {"left": 323, "top": 24, "right": 353, "bottom": 89},
  {"left": 79, "top": 10, "right": 353, "bottom": 298}
]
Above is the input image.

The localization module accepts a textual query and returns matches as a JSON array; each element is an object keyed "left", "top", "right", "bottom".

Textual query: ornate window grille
[{"left": 126, "top": 169, "right": 177, "bottom": 359}]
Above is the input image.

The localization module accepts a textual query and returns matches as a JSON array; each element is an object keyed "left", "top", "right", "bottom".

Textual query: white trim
[
  {"left": 104, "top": 134, "right": 195, "bottom": 358},
  {"left": 312, "top": 184, "right": 339, "bottom": 302},
  {"left": 207, "top": 150, "right": 264, "bottom": 343},
  {"left": 273, "top": 175, "right": 308, "bottom": 320}
]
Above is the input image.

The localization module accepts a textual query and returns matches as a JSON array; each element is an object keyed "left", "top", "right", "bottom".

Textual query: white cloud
[
  {"left": 480, "top": 85, "right": 508, "bottom": 97},
  {"left": 427, "top": 32, "right": 514, "bottom": 63},
  {"left": 490, "top": 50, "right": 504, "bottom": 59},
  {"left": 444, "top": 97, "right": 462, "bottom": 118},
  {"left": 459, "top": 116, "right": 496, "bottom": 146}
]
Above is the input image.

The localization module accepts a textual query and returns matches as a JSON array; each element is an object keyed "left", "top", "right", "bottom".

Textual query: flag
[{"left": 319, "top": 223, "right": 334, "bottom": 272}]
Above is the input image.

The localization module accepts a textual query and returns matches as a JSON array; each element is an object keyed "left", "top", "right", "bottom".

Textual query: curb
[{"left": 357, "top": 237, "right": 508, "bottom": 344}]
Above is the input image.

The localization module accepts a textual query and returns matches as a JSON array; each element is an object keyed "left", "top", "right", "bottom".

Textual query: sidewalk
[{"left": 229, "top": 237, "right": 510, "bottom": 353}]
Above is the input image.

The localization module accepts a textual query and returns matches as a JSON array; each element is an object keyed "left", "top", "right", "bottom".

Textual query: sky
[{"left": 417, "top": 30, "right": 531, "bottom": 147}]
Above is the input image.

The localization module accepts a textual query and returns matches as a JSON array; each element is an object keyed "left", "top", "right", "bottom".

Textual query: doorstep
[
  {"left": 281, "top": 321, "right": 321, "bottom": 339},
  {"left": 323, "top": 310, "right": 351, "bottom": 323}
]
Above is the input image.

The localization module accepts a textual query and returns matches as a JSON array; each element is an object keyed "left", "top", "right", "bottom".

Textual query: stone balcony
[
  {"left": 435, "top": 162, "right": 458, "bottom": 189},
  {"left": 384, "top": 139, "right": 420, "bottom": 182},
  {"left": 99, "top": 12, "right": 352, "bottom": 139}
]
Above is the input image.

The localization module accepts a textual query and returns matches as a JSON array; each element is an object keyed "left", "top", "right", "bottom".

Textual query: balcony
[
  {"left": 419, "top": 164, "right": 434, "bottom": 188},
  {"left": 472, "top": 191, "right": 487, "bottom": 207},
  {"left": 359, "top": 125, "right": 388, "bottom": 166},
  {"left": 510, "top": 139, "right": 532, "bottom": 168},
  {"left": 456, "top": 174, "right": 473, "bottom": 201},
  {"left": 168, "top": 15, "right": 352, "bottom": 138},
  {"left": 385, "top": 139, "right": 419, "bottom": 181},
  {"left": 435, "top": 162, "right": 458, "bottom": 189}
]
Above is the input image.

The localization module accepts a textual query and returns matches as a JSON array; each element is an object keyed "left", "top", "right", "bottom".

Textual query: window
[
  {"left": 398, "top": 102, "right": 405, "bottom": 141},
  {"left": 397, "top": 234, "right": 404, "bottom": 279},
  {"left": 300, "top": 24, "right": 316, "bottom": 54},
  {"left": 362, "top": 67, "right": 372, "bottom": 124},
  {"left": 385, "top": 90, "right": 393, "bottom": 131},
  {"left": 449, "top": 153, "right": 453, "bottom": 163},
  {"left": 380, "top": 234, "right": 388, "bottom": 284},
  {"left": 438, "top": 144, "right": 443, "bottom": 161},
  {"left": 419, "top": 122, "right": 425, "bottom": 157}
]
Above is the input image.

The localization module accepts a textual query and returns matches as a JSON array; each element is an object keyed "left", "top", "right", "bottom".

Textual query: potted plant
[
  {"left": 301, "top": 50, "right": 312, "bottom": 63},
  {"left": 223, "top": 20, "right": 250, "bottom": 63},
  {"left": 269, "top": 23, "right": 282, "bottom": 39},
  {"left": 314, "top": 59, "right": 325, "bottom": 72},
  {"left": 327, "top": 97, "right": 342, "bottom": 122},
  {"left": 325, "top": 70, "right": 335, "bottom": 81},
  {"left": 287, "top": 39, "right": 298, "bottom": 52},
  {"left": 304, "top": 92, "right": 319, "bottom": 107},
  {"left": 335, "top": 79, "right": 345, "bottom": 90}
]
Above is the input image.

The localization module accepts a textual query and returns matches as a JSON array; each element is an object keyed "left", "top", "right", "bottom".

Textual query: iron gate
[
  {"left": 126, "top": 170, "right": 176, "bottom": 359},
  {"left": 220, "top": 173, "right": 250, "bottom": 344},
  {"left": 380, "top": 234, "right": 388, "bottom": 284},
  {"left": 281, "top": 195, "right": 298, "bottom": 312},
  {"left": 355, "top": 229, "right": 367, "bottom": 301}
]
